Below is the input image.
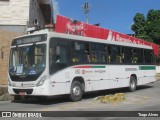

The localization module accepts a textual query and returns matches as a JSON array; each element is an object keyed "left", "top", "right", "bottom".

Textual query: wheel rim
[{"left": 72, "top": 86, "right": 81, "bottom": 96}]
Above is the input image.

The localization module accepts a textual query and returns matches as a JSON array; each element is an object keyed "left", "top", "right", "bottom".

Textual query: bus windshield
[{"left": 9, "top": 44, "right": 46, "bottom": 79}]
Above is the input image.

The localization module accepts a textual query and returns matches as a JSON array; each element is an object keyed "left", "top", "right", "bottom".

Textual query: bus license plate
[{"left": 19, "top": 92, "right": 26, "bottom": 95}]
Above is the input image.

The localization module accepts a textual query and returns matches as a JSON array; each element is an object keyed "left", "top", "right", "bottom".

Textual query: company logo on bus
[
  {"left": 75, "top": 69, "right": 81, "bottom": 74},
  {"left": 125, "top": 68, "right": 138, "bottom": 71},
  {"left": 82, "top": 70, "right": 93, "bottom": 74},
  {"left": 82, "top": 70, "right": 85, "bottom": 74},
  {"left": 94, "top": 70, "right": 106, "bottom": 74}
]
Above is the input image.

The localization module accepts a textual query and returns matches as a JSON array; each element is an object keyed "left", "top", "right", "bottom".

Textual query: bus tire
[
  {"left": 129, "top": 76, "right": 137, "bottom": 92},
  {"left": 70, "top": 81, "right": 83, "bottom": 102}
]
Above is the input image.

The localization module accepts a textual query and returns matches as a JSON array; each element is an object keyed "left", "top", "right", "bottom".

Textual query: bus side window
[
  {"left": 123, "top": 47, "right": 133, "bottom": 64},
  {"left": 71, "top": 41, "right": 90, "bottom": 64},
  {"left": 132, "top": 49, "right": 138, "bottom": 64},
  {"left": 116, "top": 46, "right": 121, "bottom": 63},
  {"left": 104, "top": 45, "right": 108, "bottom": 63},
  {"left": 49, "top": 39, "right": 69, "bottom": 74},
  {"left": 121, "top": 48, "right": 125, "bottom": 63},
  {"left": 108, "top": 46, "right": 111, "bottom": 63},
  {"left": 71, "top": 42, "right": 80, "bottom": 63},
  {"left": 151, "top": 51, "right": 154, "bottom": 64},
  {"left": 84, "top": 50, "right": 91, "bottom": 63},
  {"left": 98, "top": 44, "right": 106, "bottom": 63},
  {"left": 144, "top": 50, "right": 154, "bottom": 64},
  {"left": 133, "top": 48, "right": 143, "bottom": 64},
  {"left": 109, "top": 45, "right": 121, "bottom": 64},
  {"left": 90, "top": 43, "right": 98, "bottom": 63},
  {"left": 78, "top": 43, "right": 90, "bottom": 63}
]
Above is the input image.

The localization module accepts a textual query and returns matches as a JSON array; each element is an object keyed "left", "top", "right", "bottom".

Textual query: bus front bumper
[{"left": 8, "top": 86, "right": 51, "bottom": 96}]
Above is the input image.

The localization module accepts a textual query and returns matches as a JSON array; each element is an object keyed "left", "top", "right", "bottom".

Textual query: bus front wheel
[
  {"left": 70, "top": 81, "right": 83, "bottom": 102},
  {"left": 129, "top": 76, "right": 137, "bottom": 92}
]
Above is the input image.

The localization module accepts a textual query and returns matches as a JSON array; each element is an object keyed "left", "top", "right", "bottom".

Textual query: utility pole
[
  {"left": 82, "top": 0, "right": 91, "bottom": 24},
  {"left": 51, "top": 0, "right": 55, "bottom": 24}
]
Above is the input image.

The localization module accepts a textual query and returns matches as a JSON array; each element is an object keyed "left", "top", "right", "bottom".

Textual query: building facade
[
  {"left": 0, "top": 0, "right": 52, "bottom": 85},
  {"left": 0, "top": 0, "right": 52, "bottom": 33}
]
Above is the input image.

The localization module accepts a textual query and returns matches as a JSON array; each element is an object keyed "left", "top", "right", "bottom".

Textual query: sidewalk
[
  {"left": 156, "top": 73, "right": 160, "bottom": 80},
  {"left": 0, "top": 85, "right": 13, "bottom": 101}
]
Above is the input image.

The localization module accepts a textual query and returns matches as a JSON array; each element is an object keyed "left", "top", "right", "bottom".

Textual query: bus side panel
[
  {"left": 108, "top": 65, "right": 147, "bottom": 88},
  {"left": 137, "top": 69, "right": 145, "bottom": 86},
  {"left": 108, "top": 65, "right": 123, "bottom": 89},
  {"left": 96, "top": 66, "right": 109, "bottom": 90},
  {"left": 33, "top": 80, "right": 51, "bottom": 96},
  {"left": 120, "top": 66, "right": 131, "bottom": 87},
  {"left": 138, "top": 66, "right": 156, "bottom": 85},
  {"left": 62, "top": 67, "right": 101, "bottom": 94},
  {"left": 145, "top": 69, "right": 156, "bottom": 84},
  {"left": 50, "top": 71, "right": 68, "bottom": 95},
  {"left": 79, "top": 68, "right": 99, "bottom": 91}
]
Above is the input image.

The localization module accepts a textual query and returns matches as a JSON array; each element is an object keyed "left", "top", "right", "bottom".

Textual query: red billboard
[{"left": 55, "top": 15, "right": 159, "bottom": 56}]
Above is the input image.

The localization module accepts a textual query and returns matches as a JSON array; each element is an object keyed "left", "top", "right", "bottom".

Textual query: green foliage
[{"left": 131, "top": 9, "right": 160, "bottom": 44}]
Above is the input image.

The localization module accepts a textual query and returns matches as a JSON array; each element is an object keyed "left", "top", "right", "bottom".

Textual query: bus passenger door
[{"left": 49, "top": 38, "right": 70, "bottom": 95}]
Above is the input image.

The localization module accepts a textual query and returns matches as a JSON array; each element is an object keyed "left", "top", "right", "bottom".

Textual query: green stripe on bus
[
  {"left": 139, "top": 66, "right": 156, "bottom": 70},
  {"left": 91, "top": 66, "right": 106, "bottom": 68}
]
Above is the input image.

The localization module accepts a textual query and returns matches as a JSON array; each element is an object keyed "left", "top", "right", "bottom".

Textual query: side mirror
[{"left": 56, "top": 46, "right": 60, "bottom": 55}]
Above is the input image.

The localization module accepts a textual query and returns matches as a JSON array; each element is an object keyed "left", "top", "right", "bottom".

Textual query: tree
[
  {"left": 147, "top": 9, "right": 160, "bottom": 22},
  {"left": 146, "top": 10, "right": 160, "bottom": 44},
  {"left": 131, "top": 9, "right": 160, "bottom": 44},
  {"left": 131, "top": 13, "right": 146, "bottom": 35}
]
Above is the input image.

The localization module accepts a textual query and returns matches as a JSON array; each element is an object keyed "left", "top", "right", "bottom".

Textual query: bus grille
[{"left": 13, "top": 89, "right": 33, "bottom": 95}]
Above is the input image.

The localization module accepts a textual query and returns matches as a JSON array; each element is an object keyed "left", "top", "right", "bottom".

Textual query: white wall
[{"left": 0, "top": 0, "right": 30, "bottom": 25}]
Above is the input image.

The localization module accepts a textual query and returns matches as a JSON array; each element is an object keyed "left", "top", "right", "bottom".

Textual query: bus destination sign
[{"left": 12, "top": 34, "right": 47, "bottom": 46}]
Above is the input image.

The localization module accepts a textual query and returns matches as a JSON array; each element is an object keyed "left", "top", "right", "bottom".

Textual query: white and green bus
[{"left": 8, "top": 30, "right": 156, "bottom": 101}]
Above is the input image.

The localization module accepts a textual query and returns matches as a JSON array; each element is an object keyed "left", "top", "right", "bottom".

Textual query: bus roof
[
  {"left": 48, "top": 32, "right": 152, "bottom": 49},
  {"left": 12, "top": 31, "right": 152, "bottom": 50}
]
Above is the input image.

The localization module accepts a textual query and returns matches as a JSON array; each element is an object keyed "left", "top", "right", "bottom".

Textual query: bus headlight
[{"left": 36, "top": 76, "right": 47, "bottom": 87}]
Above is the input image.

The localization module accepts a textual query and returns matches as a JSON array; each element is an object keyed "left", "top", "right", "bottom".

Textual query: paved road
[{"left": 0, "top": 81, "right": 160, "bottom": 120}]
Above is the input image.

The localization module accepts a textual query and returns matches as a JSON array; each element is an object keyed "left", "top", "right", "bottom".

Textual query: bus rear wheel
[
  {"left": 129, "top": 76, "right": 137, "bottom": 92},
  {"left": 70, "top": 81, "right": 83, "bottom": 102}
]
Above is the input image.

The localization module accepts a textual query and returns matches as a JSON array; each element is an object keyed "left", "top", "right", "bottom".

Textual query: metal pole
[
  {"left": 51, "top": 0, "right": 54, "bottom": 24},
  {"left": 84, "top": 0, "right": 89, "bottom": 23}
]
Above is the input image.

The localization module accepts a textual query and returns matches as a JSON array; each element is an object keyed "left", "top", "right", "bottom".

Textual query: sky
[{"left": 52, "top": 0, "right": 160, "bottom": 34}]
